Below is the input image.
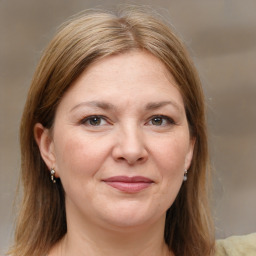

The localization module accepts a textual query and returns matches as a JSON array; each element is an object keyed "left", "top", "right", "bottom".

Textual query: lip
[{"left": 102, "top": 176, "right": 154, "bottom": 193}]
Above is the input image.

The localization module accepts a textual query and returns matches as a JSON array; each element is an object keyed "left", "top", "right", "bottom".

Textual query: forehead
[
  {"left": 81, "top": 51, "right": 176, "bottom": 86},
  {"left": 57, "top": 51, "right": 184, "bottom": 112}
]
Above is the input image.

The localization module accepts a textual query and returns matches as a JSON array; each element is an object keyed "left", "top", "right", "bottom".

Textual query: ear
[
  {"left": 185, "top": 137, "right": 196, "bottom": 170},
  {"left": 34, "top": 123, "right": 56, "bottom": 171}
]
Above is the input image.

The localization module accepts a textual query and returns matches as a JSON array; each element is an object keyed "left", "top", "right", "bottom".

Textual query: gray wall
[{"left": 1, "top": 0, "right": 256, "bottom": 253}]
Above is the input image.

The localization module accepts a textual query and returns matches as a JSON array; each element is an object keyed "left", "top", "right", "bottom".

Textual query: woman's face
[{"left": 38, "top": 51, "right": 194, "bottom": 231}]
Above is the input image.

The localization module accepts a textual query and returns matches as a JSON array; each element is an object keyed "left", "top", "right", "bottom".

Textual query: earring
[
  {"left": 50, "top": 168, "right": 56, "bottom": 183},
  {"left": 183, "top": 169, "right": 188, "bottom": 181}
]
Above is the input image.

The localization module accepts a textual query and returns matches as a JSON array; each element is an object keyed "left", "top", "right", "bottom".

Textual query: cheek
[
  {"left": 152, "top": 135, "right": 189, "bottom": 175},
  {"left": 53, "top": 131, "right": 109, "bottom": 180},
  {"left": 146, "top": 137, "right": 188, "bottom": 214},
  {"left": 149, "top": 134, "right": 190, "bottom": 199}
]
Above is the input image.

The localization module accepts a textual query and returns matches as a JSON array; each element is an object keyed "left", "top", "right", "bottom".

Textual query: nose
[{"left": 112, "top": 124, "right": 148, "bottom": 165}]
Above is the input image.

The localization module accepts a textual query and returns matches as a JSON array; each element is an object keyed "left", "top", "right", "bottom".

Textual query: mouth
[{"left": 102, "top": 176, "right": 154, "bottom": 193}]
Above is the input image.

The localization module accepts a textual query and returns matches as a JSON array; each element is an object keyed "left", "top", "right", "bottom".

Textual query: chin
[{"left": 96, "top": 201, "right": 166, "bottom": 230}]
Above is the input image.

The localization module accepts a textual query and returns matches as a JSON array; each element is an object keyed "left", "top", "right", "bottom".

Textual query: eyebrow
[
  {"left": 70, "top": 101, "right": 115, "bottom": 112},
  {"left": 70, "top": 100, "right": 182, "bottom": 112},
  {"left": 145, "top": 101, "right": 182, "bottom": 112}
]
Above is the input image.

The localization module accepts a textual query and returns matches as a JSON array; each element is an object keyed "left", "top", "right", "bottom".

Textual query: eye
[
  {"left": 81, "top": 115, "right": 108, "bottom": 126},
  {"left": 148, "top": 115, "right": 175, "bottom": 126}
]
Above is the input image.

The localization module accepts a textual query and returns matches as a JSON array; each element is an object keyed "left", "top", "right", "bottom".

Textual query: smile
[{"left": 102, "top": 176, "right": 154, "bottom": 193}]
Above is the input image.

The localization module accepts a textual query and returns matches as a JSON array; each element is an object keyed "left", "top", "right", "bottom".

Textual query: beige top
[
  {"left": 215, "top": 233, "right": 256, "bottom": 256},
  {"left": 45, "top": 233, "right": 256, "bottom": 256}
]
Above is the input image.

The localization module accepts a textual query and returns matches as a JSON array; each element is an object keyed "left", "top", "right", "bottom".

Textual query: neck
[{"left": 51, "top": 216, "right": 173, "bottom": 256}]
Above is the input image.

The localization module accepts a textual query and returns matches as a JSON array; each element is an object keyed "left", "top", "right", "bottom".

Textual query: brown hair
[{"left": 8, "top": 7, "right": 215, "bottom": 256}]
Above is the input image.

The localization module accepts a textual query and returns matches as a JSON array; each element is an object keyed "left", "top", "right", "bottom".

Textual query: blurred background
[{"left": 1, "top": 0, "right": 256, "bottom": 253}]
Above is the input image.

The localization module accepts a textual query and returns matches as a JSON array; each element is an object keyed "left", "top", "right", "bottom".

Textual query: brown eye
[
  {"left": 81, "top": 116, "right": 107, "bottom": 126},
  {"left": 151, "top": 117, "right": 163, "bottom": 126},
  {"left": 89, "top": 117, "right": 102, "bottom": 126},
  {"left": 148, "top": 115, "right": 175, "bottom": 126}
]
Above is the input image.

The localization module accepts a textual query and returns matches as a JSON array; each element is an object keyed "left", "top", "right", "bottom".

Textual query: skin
[{"left": 35, "top": 51, "right": 195, "bottom": 256}]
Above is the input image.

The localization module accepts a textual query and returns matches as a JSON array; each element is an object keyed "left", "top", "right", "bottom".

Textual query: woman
[{"left": 8, "top": 7, "right": 254, "bottom": 256}]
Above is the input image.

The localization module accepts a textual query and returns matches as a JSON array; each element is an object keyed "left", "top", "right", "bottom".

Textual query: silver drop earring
[
  {"left": 50, "top": 168, "right": 56, "bottom": 183},
  {"left": 183, "top": 169, "right": 188, "bottom": 181}
]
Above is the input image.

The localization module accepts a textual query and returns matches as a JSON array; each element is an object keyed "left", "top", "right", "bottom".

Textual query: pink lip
[{"left": 103, "top": 176, "right": 154, "bottom": 193}]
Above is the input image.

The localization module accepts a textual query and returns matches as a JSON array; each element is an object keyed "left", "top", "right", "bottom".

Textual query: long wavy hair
[{"left": 8, "top": 7, "right": 215, "bottom": 256}]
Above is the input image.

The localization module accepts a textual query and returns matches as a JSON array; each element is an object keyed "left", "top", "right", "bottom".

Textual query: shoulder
[{"left": 215, "top": 233, "right": 256, "bottom": 256}]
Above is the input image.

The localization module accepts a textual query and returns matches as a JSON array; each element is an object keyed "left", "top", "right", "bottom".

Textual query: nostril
[
  {"left": 130, "top": 156, "right": 147, "bottom": 165},
  {"left": 116, "top": 156, "right": 146, "bottom": 165}
]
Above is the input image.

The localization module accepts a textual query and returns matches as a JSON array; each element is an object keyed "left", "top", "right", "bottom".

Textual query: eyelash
[
  {"left": 80, "top": 115, "right": 109, "bottom": 126},
  {"left": 146, "top": 115, "right": 175, "bottom": 126},
  {"left": 80, "top": 115, "right": 175, "bottom": 127}
]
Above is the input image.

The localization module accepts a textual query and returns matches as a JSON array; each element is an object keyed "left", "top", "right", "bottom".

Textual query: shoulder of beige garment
[{"left": 215, "top": 233, "right": 256, "bottom": 256}]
